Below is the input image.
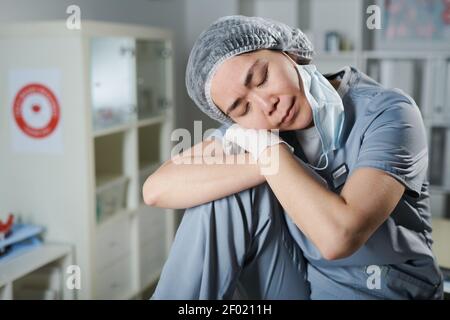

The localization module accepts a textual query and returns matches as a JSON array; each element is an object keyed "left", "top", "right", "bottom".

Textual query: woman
[{"left": 143, "top": 15, "right": 443, "bottom": 299}]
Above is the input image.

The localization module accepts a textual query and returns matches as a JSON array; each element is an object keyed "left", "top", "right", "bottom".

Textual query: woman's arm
[
  {"left": 259, "top": 144, "right": 405, "bottom": 261},
  {"left": 142, "top": 139, "right": 266, "bottom": 209}
]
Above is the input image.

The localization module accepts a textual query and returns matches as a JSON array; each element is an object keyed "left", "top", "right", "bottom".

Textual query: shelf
[
  {"left": 139, "top": 161, "right": 161, "bottom": 172},
  {"left": 92, "top": 113, "right": 168, "bottom": 138},
  {"left": 94, "top": 132, "right": 125, "bottom": 182},
  {"left": 90, "top": 36, "right": 136, "bottom": 139},
  {"left": 314, "top": 51, "right": 358, "bottom": 59},
  {"left": 96, "top": 208, "right": 133, "bottom": 230},
  {"left": 95, "top": 174, "right": 124, "bottom": 188},
  {"left": 95, "top": 176, "right": 130, "bottom": 224},
  {"left": 93, "top": 122, "right": 134, "bottom": 138},
  {"left": 137, "top": 113, "right": 167, "bottom": 128},
  {"left": 312, "top": 50, "right": 450, "bottom": 62},
  {"left": 96, "top": 175, "right": 129, "bottom": 192},
  {"left": 136, "top": 39, "right": 171, "bottom": 123},
  {"left": 138, "top": 124, "right": 162, "bottom": 168},
  {"left": 0, "top": 244, "right": 72, "bottom": 288},
  {"left": 362, "top": 50, "right": 450, "bottom": 60}
]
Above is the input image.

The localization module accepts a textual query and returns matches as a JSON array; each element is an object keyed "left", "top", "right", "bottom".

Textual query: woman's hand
[{"left": 223, "top": 124, "right": 294, "bottom": 161}]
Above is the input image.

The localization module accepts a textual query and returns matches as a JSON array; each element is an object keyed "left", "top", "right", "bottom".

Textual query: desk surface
[{"left": 0, "top": 244, "right": 72, "bottom": 287}]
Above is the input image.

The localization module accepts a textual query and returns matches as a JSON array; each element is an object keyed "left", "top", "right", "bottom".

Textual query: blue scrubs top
[{"left": 210, "top": 66, "right": 443, "bottom": 291}]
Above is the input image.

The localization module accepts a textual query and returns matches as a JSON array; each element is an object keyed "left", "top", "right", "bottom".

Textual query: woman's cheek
[{"left": 242, "top": 116, "right": 269, "bottom": 129}]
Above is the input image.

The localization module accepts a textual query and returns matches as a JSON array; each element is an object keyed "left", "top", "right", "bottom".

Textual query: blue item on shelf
[{"left": 0, "top": 224, "right": 45, "bottom": 263}]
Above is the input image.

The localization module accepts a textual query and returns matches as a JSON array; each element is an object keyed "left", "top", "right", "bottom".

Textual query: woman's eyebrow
[{"left": 225, "top": 59, "right": 261, "bottom": 115}]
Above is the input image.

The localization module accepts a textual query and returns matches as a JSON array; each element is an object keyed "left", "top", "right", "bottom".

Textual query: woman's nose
[{"left": 248, "top": 91, "right": 278, "bottom": 115}]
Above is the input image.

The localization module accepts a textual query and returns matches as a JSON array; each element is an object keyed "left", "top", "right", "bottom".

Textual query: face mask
[{"left": 283, "top": 53, "right": 345, "bottom": 171}]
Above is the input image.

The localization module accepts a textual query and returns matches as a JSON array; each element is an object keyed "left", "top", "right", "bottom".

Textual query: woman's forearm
[{"left": 142, "top": 152, "right": 265, "bottom": 209}]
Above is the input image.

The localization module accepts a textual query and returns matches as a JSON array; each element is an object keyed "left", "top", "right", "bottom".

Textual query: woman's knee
[{"left": 183, "top": 182, "right": 279, "bottom": 229}]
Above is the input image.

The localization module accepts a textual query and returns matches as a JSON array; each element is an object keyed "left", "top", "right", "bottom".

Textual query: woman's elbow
[
  {"left": 142, "top": 175, "right": 160, "bottom": 206},
  {"left": 318, "top": 231, "right": 363, "bottom": 261},
  {"left": 142, "top": 160, "right": 173, "bottom": 206}
]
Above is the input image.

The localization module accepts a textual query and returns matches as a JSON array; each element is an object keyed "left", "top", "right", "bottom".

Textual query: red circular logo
[{"left": 13, "top": 83, "right": 60, "bottom": 139}]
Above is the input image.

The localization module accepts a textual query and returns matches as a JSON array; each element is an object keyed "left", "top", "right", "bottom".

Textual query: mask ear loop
[
  {"left": 283, "top": 51, "right": 330, "bottom": 172},
  {"left": 282, "top": 51, "right": 297, "bottom": 65},
  {"left": 282, "top": 51, "right": 312, "bottom": 101},
  {"left": 307, "top": 152, "right": 329, "bottom": 171}
]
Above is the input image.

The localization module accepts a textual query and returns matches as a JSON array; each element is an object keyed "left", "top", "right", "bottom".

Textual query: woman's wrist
[{"left": 257, "top": 143, "right": 291, "bottom": 168}]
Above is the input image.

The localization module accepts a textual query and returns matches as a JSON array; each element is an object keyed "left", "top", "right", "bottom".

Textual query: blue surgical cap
[{"left": 186, "top": 15, "right": 314, "bottom": 124}]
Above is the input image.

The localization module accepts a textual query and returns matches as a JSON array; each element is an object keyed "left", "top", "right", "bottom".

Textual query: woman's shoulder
[{"left": 345, "top": 67, "right": 420, "bottom": 119}]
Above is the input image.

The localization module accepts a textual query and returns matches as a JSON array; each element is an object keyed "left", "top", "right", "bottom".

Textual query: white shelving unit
[{"left": 0, "top": 21, "right": 176, "bottom": 299}]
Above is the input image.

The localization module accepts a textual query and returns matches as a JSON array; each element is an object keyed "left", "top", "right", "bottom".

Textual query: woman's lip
[{"left": 282, "top": 99, "right": 297, "bottom": 124}]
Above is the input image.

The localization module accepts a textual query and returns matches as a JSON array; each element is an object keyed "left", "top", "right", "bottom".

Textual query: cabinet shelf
[
  {"left": 139, "top": 160, "right": 161, "bottom": 172},
  {"left": 94, "top": 131, "right": 125, "bottom": 181},
  {"left": 96, "top": 208, "right": 133, "bottom": 230},
  {"left": 95, "top": 174, "right": 125, "bottom": 188},
  {"left": 138, "top": 124, "right": 162, "bottom": 169},
  {"left": 315, "top": 51, "right": 358, "bottom": 59},
  {"left": 362, "top": 50, "right": 450, "bottom": 60},
  {"left": 137, "top": 114, "right": 167, "bottom": 128},
  {"left": 95, "top": 176, "right": 129, "bottom": 224},
  {"left": 93, "top": 122, "right": 133, "bottom": 138},
  {"left": 92, "top": 112, "right": 169, "bottom": 138}
]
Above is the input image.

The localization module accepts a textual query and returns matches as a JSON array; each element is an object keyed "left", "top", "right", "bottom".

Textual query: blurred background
[{"left": 0, "top": 0, "right": 449, "bottom": 299}]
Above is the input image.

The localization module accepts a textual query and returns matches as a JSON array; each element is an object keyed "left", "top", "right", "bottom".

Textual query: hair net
[{"left": 185, "top": 15, "right": 314, "bottom": 124}]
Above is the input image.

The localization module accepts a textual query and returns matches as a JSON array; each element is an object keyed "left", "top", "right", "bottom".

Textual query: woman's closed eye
[
  {"left": 239, "top": 103, "right": 250, "bottom": 117},
  {"left": 238, "top": 64, "right": 269, "bottom": 117},
  {"left": 257, "top": 63, "right": 269, "bottom": 88}
]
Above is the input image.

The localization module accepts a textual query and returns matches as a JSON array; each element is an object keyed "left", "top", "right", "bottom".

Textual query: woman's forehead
[{"left": 215, "top": 50, "right": 275, "bottom": 77}]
